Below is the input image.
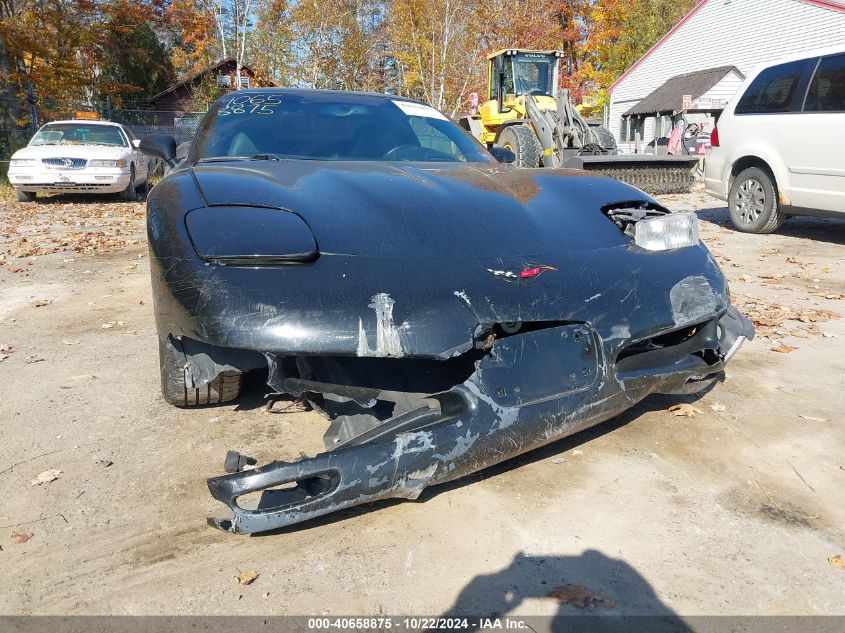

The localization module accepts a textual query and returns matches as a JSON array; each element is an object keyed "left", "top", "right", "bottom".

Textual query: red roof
[{"left": 609, "top": 0, "right": 845, "bottom": 94}]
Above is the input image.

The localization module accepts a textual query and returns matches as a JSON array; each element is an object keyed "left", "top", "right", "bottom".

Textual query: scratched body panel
[{"left": 142, "top": 89, "right": 754, "bottom": 534}]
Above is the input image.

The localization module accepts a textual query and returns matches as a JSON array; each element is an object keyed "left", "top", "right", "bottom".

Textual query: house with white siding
[{"left": 608, "top": 0, "right": 845, "bottom": 153}]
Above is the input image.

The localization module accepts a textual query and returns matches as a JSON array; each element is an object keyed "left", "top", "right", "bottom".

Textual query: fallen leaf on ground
[
  {"left": 786, "top": 257, "right": 808, "bottom": 267},
  {"left": 10, "top": 532, "right": 33, "bottom": 544},
  {"left": 30, "top": 300, "right": 50, "bottom": 308},
  {"left": 668, "top": 404, "right": 703, "bottom": 418},
  {"left": 799, "top": 415, "right": 828, "bottom": 422},
  {"left": 828, "top": 555, "right": 845, "bottom": 570},
  {"left": 30, "top": 469, "right": 62, "bottom": 486},
  {"left": 548, "top": 585, "right": 614, "bottom": 609},
  {"left": 710, "top": 403, "right": 726, "bottom": 412},
  {"left": 235, "top": 569, "right": 259, "bottom": 585},
  {"left": 772, "top": 345, "right": 797, "bottom": 354},
  {"left": 572, "top": 450, "right": 583, "bottom": 456},
  {"left": 62, "top": 339, "right": 80, "bottom": 345}
]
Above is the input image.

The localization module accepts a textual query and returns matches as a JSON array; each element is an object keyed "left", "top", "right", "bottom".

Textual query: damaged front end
[
  {"left": 207, "top": 307, "right": 752, "bottom": 534},
  {"left": 146, "top": 158, "right": 754, "bottom": 534}
]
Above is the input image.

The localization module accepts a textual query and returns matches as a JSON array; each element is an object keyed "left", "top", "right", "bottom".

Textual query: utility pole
[{"left": 27, "top": 83, "right": 38, "bottom": 134}]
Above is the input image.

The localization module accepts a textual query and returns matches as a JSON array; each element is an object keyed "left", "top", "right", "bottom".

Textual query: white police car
[{"left": 7, "top": 117, "right": 150, "bottom": 202}]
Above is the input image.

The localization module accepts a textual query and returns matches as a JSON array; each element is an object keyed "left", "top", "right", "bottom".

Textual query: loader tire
[
  {"left": 497, "top": 124, "right": 541, "bottom": 168},
  {"left": 596, "top": 166, "right": 695, "bottom": 195},
  {"left": 159, "top": 336, "right": 242, "bottom": 407},
  {"left": 591, "top": 125, "right": 617, "bottom": 152}
]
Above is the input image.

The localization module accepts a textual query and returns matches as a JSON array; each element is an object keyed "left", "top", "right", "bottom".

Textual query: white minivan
[{"left": 705, "top": 46, "right": 845, "bottom": 233}]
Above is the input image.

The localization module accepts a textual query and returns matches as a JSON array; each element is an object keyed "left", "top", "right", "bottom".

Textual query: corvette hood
[
  {"left": 152, "top": 161, "right": 728, "bottom": 358},
  {"left": 191, "top": 161, "right": 637, "bottom": 257}
]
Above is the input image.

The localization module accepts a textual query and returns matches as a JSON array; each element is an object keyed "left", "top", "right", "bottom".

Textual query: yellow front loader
[{"left": 460, "top": 49, "right": 699, "bottom": 195}]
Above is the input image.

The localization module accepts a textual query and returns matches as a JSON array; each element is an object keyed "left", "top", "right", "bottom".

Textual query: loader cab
[{"left": 487, "top": 50, "right": 563, "bottom": 112}]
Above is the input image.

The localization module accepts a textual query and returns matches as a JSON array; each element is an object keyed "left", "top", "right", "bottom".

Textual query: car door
[
  {"left": 778, "top": 53, "right": 845, "bottom": 213},
  {"left": 124, "top": 127, "right": 147, "bottom": 182}
]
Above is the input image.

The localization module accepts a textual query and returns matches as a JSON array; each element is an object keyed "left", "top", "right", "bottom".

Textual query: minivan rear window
[
  {"left": 804, "top": 54, "right": 845, "bottom": 112},
  {"left": 735, "top": 60, "right": 809, "bottom": 114}
]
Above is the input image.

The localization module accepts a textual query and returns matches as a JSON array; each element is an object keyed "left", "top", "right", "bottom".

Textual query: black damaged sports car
[{"left": 140, "top": 88, "right": 753, "bottom": 534}]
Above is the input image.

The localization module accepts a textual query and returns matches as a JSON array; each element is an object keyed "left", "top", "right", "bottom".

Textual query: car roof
[
  {"left": 747, "top": 44, "right": 845, "bottom": 76},
  {"left": 43, "top": 120, "right": 124, "bottom": 127}
]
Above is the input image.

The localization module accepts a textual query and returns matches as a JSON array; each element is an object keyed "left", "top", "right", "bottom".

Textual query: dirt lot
[{"left": 1, "top": 190, "right": 844, "bottom": 616}]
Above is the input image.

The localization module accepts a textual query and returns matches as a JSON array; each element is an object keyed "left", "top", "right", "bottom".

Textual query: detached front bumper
[
  {"left": 207, "top": 306, "right": 753, "bottom": 534},
  {"left": 9, "top": 169, "right": 131, "bottom": 194}
]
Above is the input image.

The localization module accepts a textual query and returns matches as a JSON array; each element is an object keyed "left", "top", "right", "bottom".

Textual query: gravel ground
[{"left": 0, "top": 190, "right": 843, "bottom": 616}]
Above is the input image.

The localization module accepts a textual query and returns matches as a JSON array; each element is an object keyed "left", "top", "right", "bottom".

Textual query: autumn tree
[
  {"left": 288, "top": 0, "right": 385, "bottom": 91},
  {"left": 249, "top": 0, "right": 292, "bottom": 84},
  {"left": 588, "top": 0, "right": 700, "bottom": 103},
  {"left": 387, "top": 0, "right": 485, "bottom": 116},
  {"left": 165, "top": 0, "right": 218, "bottom": 76},
  {"left": 95, "top": 0, "right": 175, "bottom": 107}
]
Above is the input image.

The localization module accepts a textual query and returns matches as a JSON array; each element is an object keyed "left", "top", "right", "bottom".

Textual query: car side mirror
[
  {"left": 132, "top": 139, "right": 141, "bottom": 149},
  {"left": 490, "top": 146, "right": 516, "bottom": 164},
  {"left": 139, "top": 134, "right": 178, "bottom": 168}
]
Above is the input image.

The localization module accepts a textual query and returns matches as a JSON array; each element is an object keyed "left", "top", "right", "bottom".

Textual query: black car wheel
[
  {"left": 119, "top": 165, "right": 137, "bottom": 202},
  {"left": 497, "top": 124, "right": 541, "bottom": 168},
  {"left": 159, "top": 336, "right": 242, "bottom": 407},
  {"left": 728, "top": 167, "right": 784, "bottom": 234},
  {"left": 16, "top": 189, "right": 36, "bottom": 202}
]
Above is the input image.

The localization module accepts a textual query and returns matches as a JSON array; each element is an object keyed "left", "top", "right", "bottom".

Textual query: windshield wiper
[{"left": 196, "top": 154, "right": 285, "bottom": 164}]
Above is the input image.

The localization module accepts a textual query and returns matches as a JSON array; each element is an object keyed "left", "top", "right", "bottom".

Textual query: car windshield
[
  {"left": 30, "top": 123, "right": 128, "bottom": 147},
  {"left": 513, "top": 53, "right": 557, "bottom": 96},
  {"left": 190, "top": 92, "right": 495, "bottom": 163}
]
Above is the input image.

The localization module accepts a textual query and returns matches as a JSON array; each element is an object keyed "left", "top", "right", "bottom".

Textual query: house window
[
  {"left": 240, "top": 76, "right": 249, "bottom": 88},
  {"left": 656, "top": 114, "right": 674, "bottom": 137},
  {"left": 621, "top": 116, "right": 643, "bottom": 142},
  {"left": 216, "top": 75, "right": 231, "bottom": 88}
]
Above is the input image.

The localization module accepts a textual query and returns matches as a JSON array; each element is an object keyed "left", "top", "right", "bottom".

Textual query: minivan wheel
[{"left": 728, "top": 167, "right": 784, "bottom": 234}]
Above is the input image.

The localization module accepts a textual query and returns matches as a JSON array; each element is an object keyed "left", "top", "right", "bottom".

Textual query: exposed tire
[
  {"left": 590, "top": 125, "right": 617, "bottom": 152},
  {"left": 496, "top": 124, "right": 541, "bottom": 168},
  {"left": 159, "top": 336, "right": 242, "bottom": 407},
  {"left": 16, "top": 189, "right": 36, "bottom": 202},
  {"left": 119, "top": 165, "right": 137, "bottom": 202},
  {"left": 728, "top": 166, "right": 784, "bottom": 234}
]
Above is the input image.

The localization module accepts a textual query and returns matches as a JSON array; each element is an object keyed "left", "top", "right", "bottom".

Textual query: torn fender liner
[{"left": 207, "top": 312, "right": 752, "bottom": 534}]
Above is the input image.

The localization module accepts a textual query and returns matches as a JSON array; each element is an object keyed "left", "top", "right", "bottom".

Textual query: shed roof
[
  {"left": 624, "top": 66, "right": 742, "bottom": 116},
  {"left": 150, "top": 58, "right": 268, "bottom": 102}
]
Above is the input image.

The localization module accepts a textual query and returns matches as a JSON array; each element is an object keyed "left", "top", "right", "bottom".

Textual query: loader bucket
[{"left": 563, "top": 154, "right": 701, "bottom": 195}]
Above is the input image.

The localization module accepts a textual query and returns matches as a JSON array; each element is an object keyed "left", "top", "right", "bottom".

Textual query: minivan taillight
[{"left": 711, "top": 125, "right": 720, "bottom": 148}]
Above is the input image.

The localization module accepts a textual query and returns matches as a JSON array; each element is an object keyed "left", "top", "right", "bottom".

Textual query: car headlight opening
[
  {"left": 10, "top": 158, "right": 38, "bottom": 166},
  {"left": 185, "top": 206, "right": 318, "bottom": 265},
  {"left": 634, "top": 212, "right": 700, "bottom": 251}
]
